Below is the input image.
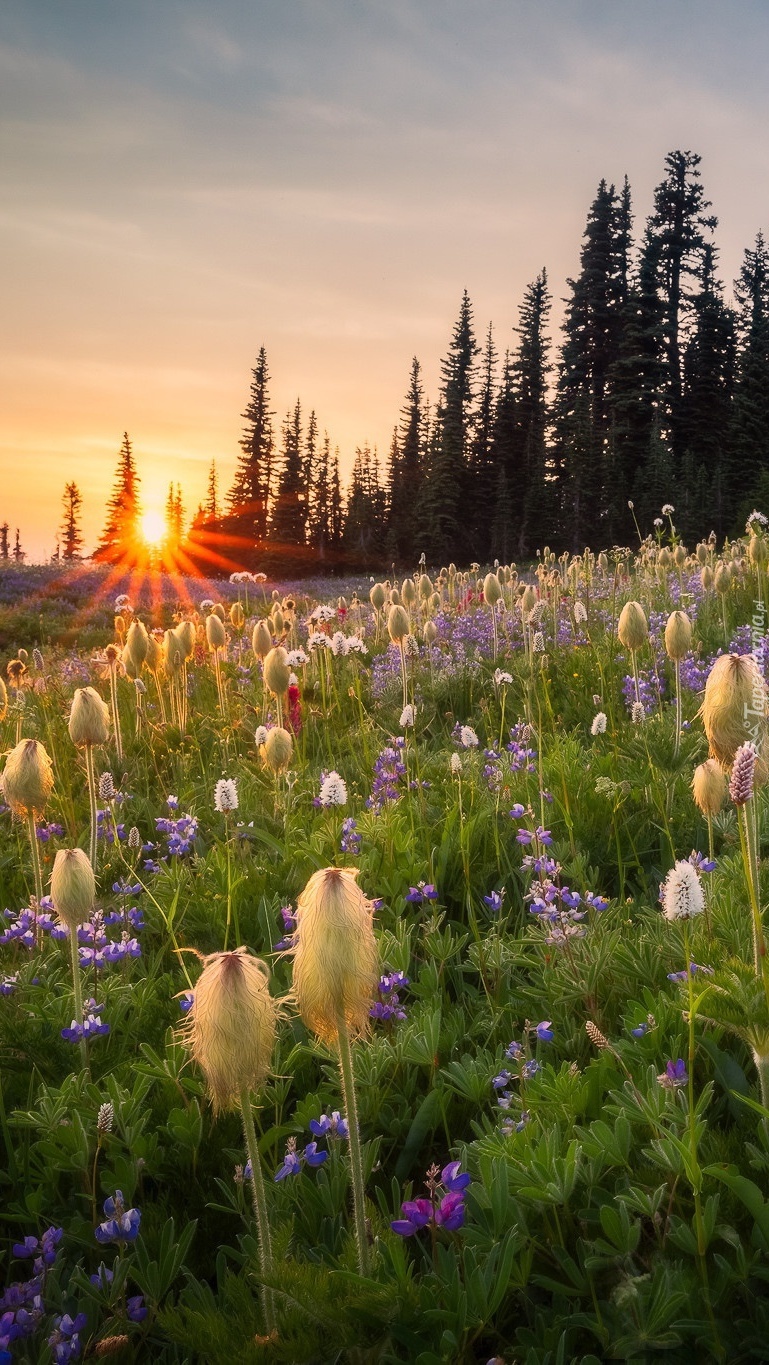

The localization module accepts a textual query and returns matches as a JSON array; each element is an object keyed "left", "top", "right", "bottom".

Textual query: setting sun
[{"left": 141, "top": 509, "right": 165, "bottom": 546}]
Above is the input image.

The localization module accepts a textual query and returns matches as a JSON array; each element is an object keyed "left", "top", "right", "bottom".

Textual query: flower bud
[
  {"left": 69, "top": 687, "right": 110, "bottom": 748},
  {"left": 1, "top": 738, "right": 54, "bottom": 816},
  {"left": 701, "top": 653, "right": 767, "bottom": 772},
  {"left": 664, "top": 610, "right": 692, "bottom": 661},
  {"left": 51, "top": 848, "right": 96, "bottom": 930},
  {"left": 271, "top": 608, "right": 284, "bottom": 637},
  {"left": 691, "top": 758, "right": 727, "bottom": 816},
  {"left": 483, "top": 572, "right": 502, "bottom": 607},
  {"left": 229, "top": 602, "right": 245, "bottom": 630},
  {"left": 206, "top": 614, "right": 227, "bottom": 651},
  {"left": 369, "top": 583, "right": 386, "bottom": 612},
  {"left": 262, "top": 726, "right": 293, "bottom": 774},
  {"left": 252, "top": 620, "right": 273, "bottom": 659},
  {"left": 263, "top": 646, "right": 290, "bottom": 697},
  {"left": 292, "top": 867, "right": 378, "bottom": 1045},
  {"left": 387, "top": 605, "right": 410, "bottom": 643},
  {"left": 182, "top": 948, "right": 278, "bottom": 1112},
  {"left": 618, "top": 601, "right": 648, "bottom": 653}
]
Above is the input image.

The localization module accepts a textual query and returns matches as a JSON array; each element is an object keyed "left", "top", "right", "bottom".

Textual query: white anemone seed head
[
  {"left": 182, "top": 948, "right": 278, "bottom": 1112},
  {"left": 292, "top": 867, "right": 378, "bottom": 1045}
]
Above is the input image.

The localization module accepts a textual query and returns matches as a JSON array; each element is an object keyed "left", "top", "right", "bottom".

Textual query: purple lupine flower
[
  {"left": 483, "top": 889, "right": 505, "bottom": 914},
  {"left": 435, "top": 1190, "right": 465, "bottom": 1230},
  {"left": 441, "top": 1161, "right": 471, "bottom": 1193},
  {"left": 309, "top": 1111, "right": 349, "bottom": 1139},
  {"left": 657, "top": 1059, "right": 688, "bottom": 1090},
  {"left": 534, "top": 1021, "right": 553, "bottom": 1043},
  {"left": 274, "top": 1138, "right": 302, "bottom": 1180},
  {"left": 95, "top": 1192, "right": 141, "bottom": 1244},
  {"left": 391, "top": 1198, "right": 433, "bottom": 1236},
  {"left": 303, "top": 1141, "right": 328, "bottom": 1168},
  {"left": 126, "top": 1296, "right": 148, "bottom": 1323}
]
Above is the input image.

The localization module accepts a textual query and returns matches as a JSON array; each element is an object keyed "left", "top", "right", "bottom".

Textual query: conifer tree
[
  {"left": 94, "top": 433, "right": 141, "bottom": 564},
  {"left": 206, "top": 460, "right": 219, "bottom": 521},
  {"left": 679, "top": 244, "right": 735, "bottom": 537},
  {"left": 468, "top": 324, "right": 497, "bottom": 559},
  {"left": 730, "top": 231, "right": 769, "bottom": 522},
  {"left": 13, "top": 529, "right": 24, "bottom": 563},
  {"left": 329, "top": 451, "right": 343, "bottom": 549},
  {"left": 488, "top": 352, "right": 518, "bottom": 562},
  {"left": 308, "top": 432, "right": 332, "bottom": 559},
  {"left": 60, "top": 482, "right": 84, "bottom": 560},
  {"left": 513, "top": 270, "right": 552, "bottom": 555},
  {"left": 269, "top": 400, "right": 307, "bottom": 547},
  {"left": 611, "top": 230, "right": 666, "bottom": 538},
  {"left": 0, "top": 524, "right": 8, "bottom": 560},
  {"left": 423, "top": 291, "right": 479, "bottom": 562},
  {"left": 228, "top": 348, "right": 274, "bottom": 546},
  {"left": 647, "top": 150, "right": 718, "bottom": 466},
  {"left": 388, "top": 357, "right": 425, "bottom": 564}
]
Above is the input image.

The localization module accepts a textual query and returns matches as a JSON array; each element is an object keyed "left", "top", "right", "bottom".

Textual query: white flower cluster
[
  {"left": 214, "top": 777, "right": 239, "bottom": 813},
  {"left": 400, "top": 704, "right": 415, "bottom": 728},
  {"left": 307, "top": 631, "right": 331, "bottom": 652},
  {"left": 319, "top": 771, "right": 348, "bottom": 806},
  {"left": 459, "top": 725, "right": 479, "bottom": 749},
  {"left": 590, "top": 712, "right": 607, "bottom": 736},
  {"left": 309, "top": 604, "right": 336, "bottom": 625},
  {"left": 330, "top": 632, "right": 367, "bottom": 657},
  {"left": 286, "top": 649, "right": 309, "bottom": 667},
  {"left": 574, "top": 600, "right": 588, "bottom": 623},
  {"left": 662, "top": 860, "right": 704, "bottom": 921},
  {"left": 493, "top": 669, "right": 513, "bottom": 687}
]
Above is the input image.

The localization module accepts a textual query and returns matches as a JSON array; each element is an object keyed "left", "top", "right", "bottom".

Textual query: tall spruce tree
[
  {"left": 228, "top": 348, "right": 274, "bottom": 546},
  {"left": 611, "top": 230, "right": 666, "bottom": 539},
  {"left": 0, "top": 524, "right": 8, "bottom": 560},
  {"left": 679, "top": 244, "right": 735, "bottom": 538},
  {"left": 423, "top": 291, "right": 479, "bottom": 562},
  {"left": 269, "top": 400, "right": 307, "bottom": 548},
  {"left": 388, "top": 357, "right": 425, "bottom": 564},
  {"left": 206, "top": 460, "right": 219, "bottom": 521},
  {"left": 647, "top": 150, "right": 718, "bottom": 468},
  {"left": 513, "top": 270, "right": 552, "bottom": 556},
  {"left": 308, "top": 431, "right": 332, "bottom": 559},
  {"left": 60, "top": 482, "right": 84, "bottom": 560},
  {"left": 730, "top": 231, "right": 769, "bottom": 523},
  {"left": 488, "top": 352, "right": 518, "bottom": 562},
  {"left": 94, "top": 433, "right": 141, "bottom": 564},
  {"left": 468, "top": 324, "right": 497, "bottom": 559}
]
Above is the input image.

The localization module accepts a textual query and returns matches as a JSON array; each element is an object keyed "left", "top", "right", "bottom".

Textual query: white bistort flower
[
  {"left": 591, "top": 712, "right": 607, "bottom": 736},
  {"left": 450, "top": 753, "right": 462, "bottom": 775},
  {"left": 286, "top": 649, "right": 309, "bottom": 667},
  {"left": 662, "top": 860, "right": 704, "bottom": 922},
  {"left": 459, "top": 725, "right": 479, "bottom": 749},
  {"left": 318, "top": 771, "right": 348, "bottom": 806},
  {"left": 214, "top": 778, "right": 239, "bottom": 813},
  {"left": 494, "top": 669, "right": 513, "bottom": 687},
  {"left": 254, "top": 725, "right": 268, "bottom": 746},
  {"left": 400, "top": 704, "right": 415, "bottom": 728},
  {"left": 574, "top": 600, "right": 588, "bottom": 623}
]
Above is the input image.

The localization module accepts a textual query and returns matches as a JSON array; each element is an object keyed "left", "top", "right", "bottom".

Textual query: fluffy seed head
[
  {"left": 401, "top": 578, "right": 416, "bottom": 607},
  {"left": 1, "top": 738, "right": 53, "bottom": 818},
  {"left": 51, "top": 848, "right": 96, "bottom": 930},
  {"left": 701, "top": 565, "right": 713, "bottom": 591},
  {"left": 182, "top": 948, "right": 278, "bottom": 1112},
  {"left": 369, "top": 582, "right": 386, "bottom": 611},
  {"left": 387, "top": 604, "right": 410, "bottom": 642},
  {"left": 163, "top": 629, "right": 184, "bottom": 676},
  {"left": 126, "top": 620, "right": 149, "bottom": 671},
  {"left": 229, "top": 602, "right": 245, "bottom": 630},
  {"left": 263, "top": 646, "right": 290, "bottom": 697},
  {"left": 662, "top": 860, "right": 705, "bottom": 921},
  {"left": 483, "top": 572, "right": 502, "bottom": 606},
  {"left": 423, "top": 620, "right": 437, "bottom": 645},
  {"left": 714, "top": 562, "right": 731, "bottom": 595},
  {"left": 673, "top": 544, "right": 687, "bottom": 568},
  {"left": 664, "top": 610, "right": 693, "bottom": 661},
  {"left": 618, "top": 601, "right": 648, "bottom": 652},
  {"left": 176, "top": 620, "right": 196, "bottom": 660},
  {"left": 252, "top": 620, "right": 273, "bottom": 660},
  {"left": 292, "top": 867, "right": 378, "bottom": 1045},
  {"left": 271, "top": 607, "right": 285, "bottom": 636},
  {"left": 121, "top": 644, "right": 138, "bottom": 680},
  {"left": 749, "top": 535, "right": 769, "bottom": 568},
  {"left": 0, "top": 677, "right": 6, "bottom": 721},
  {"left": 418, "top": 573, "right": 432, "bottom": 601},
  {"left": 206, "top": 614, "right": 227, "bottom": 651},
  {"left": 212, "top": 603, "right": 226, "bottom": 622},
  {"left": 691, "top": 759, "right": 727, "bottom": 817},
  {"left": 262, "top": 726, "right": 293, "bottom": 774},
  {"left": 6, "top": 659, "right": 26, "bottom": 688},
  {"left": 520, "top": 585, "right": 538, "bottom": 616},
  {"left": 701, "top": 653, "right": 767, "bottom": 771},
  {"left": 69, "top": 687, "right": 110, "bottom": 748},
  {"left": 145, "top": 635, "right": 162, "bottom": 673}
]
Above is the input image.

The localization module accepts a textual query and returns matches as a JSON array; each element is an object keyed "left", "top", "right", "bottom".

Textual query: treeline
[{"left": 80, "top": 148, "right": 769, "bottom": 574}]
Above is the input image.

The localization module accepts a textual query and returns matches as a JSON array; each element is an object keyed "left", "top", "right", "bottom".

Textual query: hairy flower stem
[
  {"left": 84, "top": 744, "right": 99, "bottom": 869},
  {"left": 109, "top": 667, "right": 123, "bottom": 764},
  {"left": 673, "top": 660, "right": 682, "bottom": 759},
  {"left": 239, "top": 1089, "right": 276, "bottom": 1333},
  {"left": 738, "top": 801, "right": 769, "bottom": 1014},
  {"left": 25, "top": 810, "right": 44, "bottom": 906},
  {"left": 69, "top": 924, "right": 89, "bottom": 1074},
  {"left": 398, "top": 640, "right": 408, "bottom": 713},
  {"left": 336, "top": 1015, "right": 369, "bottom": 1276},
  {"left": 631, "top": 652, "right": 641, "bottom": 708}
]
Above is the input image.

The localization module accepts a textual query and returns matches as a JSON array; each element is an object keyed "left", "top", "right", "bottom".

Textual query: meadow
[{"left": 3, "top": 517, "right": 769, "bottom": 1363}]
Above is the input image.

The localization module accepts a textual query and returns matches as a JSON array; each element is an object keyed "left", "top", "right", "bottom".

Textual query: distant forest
[{"left": 81, "top": 148, "right": 769, "bottom": 575}]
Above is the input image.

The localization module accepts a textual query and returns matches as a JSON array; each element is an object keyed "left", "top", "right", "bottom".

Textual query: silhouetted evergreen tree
[
  {"left": 13, "top": 529, "right": 24, "bottom": 563},
  {"left": 206, "top": 461, "right": 219, "bottom": 521},
  {"left": 329, "top": 451, "right": 343, "bottom": 550},
  {"left": 611, "top": 230, "right": 666, "bottom": 539},
  {"left": 513, "top": 270, "right": 552, "bottom": 555},
  {"left": 308, "top": 432, "right": 333, "bottom": 560},
  {"left": 423, "top": 291, "right": 479, "bottom": 561},
  {"left": 344, "top": 444, "right": 387, "bottom": 566},
  {"left": 679, "top": 244, "right": 735, "bottom": 537},
  {"left": 164, "top": 482, "right": 185, "bottom": 553},
  {"left": 94, "top": 433, "right": 142, "bottom": 564},
  {"left": 269, "top": 400, "right": 307, "bottom": 549},
  {"left": 228, "top": 348, "right": 274, "bottom": 546},
  {"left": 647, "top": 150, "right": 718, "bottom": 467},
  {"left": 488, "top": 352, "right": 517, "bottom": 562},
  {"left": 60, "top": 482, "right": 84, "bottom": 560},
  {"left": 730, "top": 231, "right": 769, "bottom": 525},
  {"left": 0, "top": 524, "right": 8, "bottom": 560},
  {"left": 388, "top": 357, "right": 426, "bottom": 564},
  {"left": 468, "top": 323, "right": 497, "bottom": 558}
]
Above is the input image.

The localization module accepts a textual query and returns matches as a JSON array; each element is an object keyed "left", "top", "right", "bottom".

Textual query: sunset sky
[{"left": 2, "top": 0, "right": 769, "bottom": 559}]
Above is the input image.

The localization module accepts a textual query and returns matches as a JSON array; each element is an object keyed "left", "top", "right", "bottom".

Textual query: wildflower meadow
[{"left": 5, "top": 515, "right": 769, "bottom": 1362}]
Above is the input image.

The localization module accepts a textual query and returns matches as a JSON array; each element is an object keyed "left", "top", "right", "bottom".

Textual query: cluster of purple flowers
[
  {"left": 94, "top": 1191, "right": 141, "bottom": 1244},
  {"left": 370, "top": 970, "right": 410, "bottom": 1022},
  {"left": 245, "top": 1113, "right": 349, "bottom": 1183},
  {"left": 666, "top": 961, "right": 713, "bottom": 983},
  {"left": 483, "top": 888, "right": 506, "bottom": 915},
  {"left": 61, "top": 999, "right": 110, "bottom": 1045},
  {"left": 145, "top": 799, "right": 199, "bottom": 871},
  {"left": 47, "top": 1313, "right": 87, "bottom": 1363},
  {"left": 621, "top": 667, "right": 664, "bottom": 717},
  {"left": 657, "top": 1058, "right": 688, "bottom": 1090},
  {"left": 405, "top": 882, "right": 438, "bottom": 905},
  {"left": 0, "top": 1228, "right": 66, "bottom": 1364},
  {"left": 273, "top": 905, "right": 297, "bottom": 952},
  {"left": 35, "top": 821, "right": 65, "bottom": 843},
  {"left": 340, "top": 817, "right": 361, "bottom": 855},
  {"left": 391, "top": 1160, "right": 470, "bottom": 1237},
  {"left": 366, "top": 739, "right": 407, "bottom": 811},
  {"left": 89, "top": 1267, "right": 146, "bottom": 1322},
  {"left": 493, "top": 1024, "right": 554, "bottom": 1132},
  {"left": 96, "top": 808, "right": 126, "bottom": 845},
  {"left": 77, "top": 912, "right": 142, "bottom": 972},
  {"left": 506, "top": 723, "right": 537, "bottom": 773},
  {"left": 1, "top": 891, "right": 143, "bottom": 975}
]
